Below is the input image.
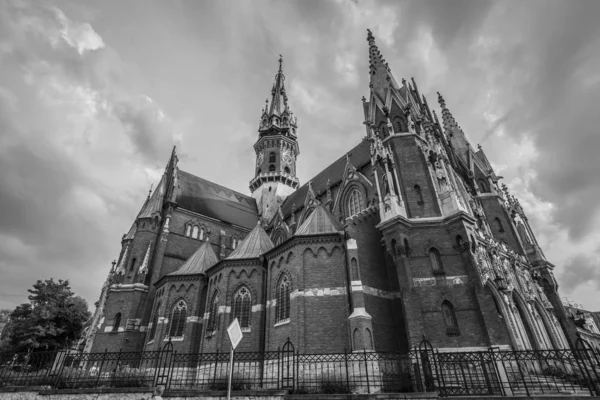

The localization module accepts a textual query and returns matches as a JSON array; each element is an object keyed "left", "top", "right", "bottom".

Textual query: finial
[
  {"left": 477, "top": 143, "right": 482, "bottom": 150},
  {"left": 402, "top": 78, "right": 407, "bottom": 86},
  {"left": 367, "top": 28, "right": 374, "bottom": 42},
  {"left": 437, "top": 92, "right": 446, "bottom": 107},
  {"left": 278, "top": 54, "right": 283, "bottom": 72},
  {"left": 361, "top": 96, "right": 366, "bottom": 103}
]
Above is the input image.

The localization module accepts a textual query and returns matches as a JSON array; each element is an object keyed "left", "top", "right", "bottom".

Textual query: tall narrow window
[
  {"left": 347, "top": 188, "right": 362, "bottom": 217},
  {"left": 232, "top": 287, "right": 252, "bottom": 329},
  {"left": 478, "top": 179, "right": 489, "bottom": 193},
  {"left": 494, "top": 217, "right": 505, "bottom": 233},
  {"left": 232, "top": 237, "right": 238, "bottom": 249},
  {"left": 148, "top": 302, "right": 161, "bottom": 342},
  {"left": 192, "top": 226, "right": 199, "bottom": 239},
  {"left": 276, "top": 274, "right": 291, "bottom": 323},
  {"left": 442, "top": 301, "right": 460, "bottom": 336},
  {"left": 168, "top": 300, "right": 187, "bottom": 338},
  {"left": 269, "top": 164, "right": 276, "bottom": 172},
  {"left": 207, "top": 292, "right": 220, "bottom": 331},
  {"left": 112, "top": 313, "right": 121, "bottom": 333},
  {"left": 414, "top": 185, "right": 424, "bottom": 205},
  {"left": 199, "top": 228, "right": 205, "bottom": 241},
  {"left": 429, "top": 247, "right": 444, "bottom": 274},
  {"left": 128, "top": 258, "right": 136, "bottom": 272},
  {"left": 351, "top": 258, "right": 359, "bottom": 281},
  {"left": 185, "top": 225, "right": 191, "bottom": 237},
  {"left": 269, "top": 152, "right": 276, "bottom": 163},
  {"left": 284, "top": 166, "right": 290, "bottom": 174},
  {"left": 403, "top": 239, "right": 410, "bottom": 256}
]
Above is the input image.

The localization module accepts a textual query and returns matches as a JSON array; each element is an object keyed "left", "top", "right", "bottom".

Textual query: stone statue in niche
[
  {"left": 435, "top": 160, "right": 451, "bottom": 193},
  {"left": 382, "top": 173, "right": 390, "bottom": 196}
]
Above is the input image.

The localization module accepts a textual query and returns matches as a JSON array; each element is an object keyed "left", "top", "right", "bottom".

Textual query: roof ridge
[{"left": 178, "top": 169, "right": 254, "bottom": 202}]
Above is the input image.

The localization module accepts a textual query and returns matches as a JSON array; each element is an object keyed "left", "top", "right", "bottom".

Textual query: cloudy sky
[{"left": 1, "top": 0, "right": 600, "bottom": 313}]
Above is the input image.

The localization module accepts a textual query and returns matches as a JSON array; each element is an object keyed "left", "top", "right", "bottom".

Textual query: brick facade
[{"left": 86, "top": 31, "right": 575, "bottom": 357}]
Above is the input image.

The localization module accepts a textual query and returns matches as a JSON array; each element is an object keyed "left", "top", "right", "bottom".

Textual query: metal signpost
[{"left": 226, "top": 318, "right": 243, "bottom": 400}]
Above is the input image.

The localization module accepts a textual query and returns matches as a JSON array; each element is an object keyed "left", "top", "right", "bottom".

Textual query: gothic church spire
[{"left": 258, "top": 55, "right": 297, "bottom": 138}]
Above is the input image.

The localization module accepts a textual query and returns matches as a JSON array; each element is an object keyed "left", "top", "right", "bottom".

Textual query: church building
[{"left": 86, "top": 30, "right": 575, "bottom": 356}]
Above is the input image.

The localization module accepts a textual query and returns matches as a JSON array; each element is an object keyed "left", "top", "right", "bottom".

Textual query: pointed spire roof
[
  {"left": 169, "top": 240, "right": 219, "bottom": 276},
  {"left": 367, "top": 29, "right": 400, "bottom": 100},
  {"left": 438, "top": 92, "right": 460, "bottom": 134},
  {"left": 115, "top": 243, "right": 129, "bottom": 274},
  {"left": 296, "top": 203, "right": 342, "bottom": 235},
  {"left": 138, "top": 175, "right": 165, "bottom": 219},
  {"left": 226, "top": 221, "right": 274, "bottom": 260},
  {"left": 138, "top": 243, "right": 152, "bottom": 275},
  {"left": 258, "top": 56, "right": 297, "bottom": 137},
  {"left": 269, "top": 55, "right": 288, "bottom": 117}
]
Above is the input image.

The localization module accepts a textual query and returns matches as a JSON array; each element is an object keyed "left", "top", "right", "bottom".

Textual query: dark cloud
[{"left": 560, "top": 254, "right": 600, "bottom": 292}]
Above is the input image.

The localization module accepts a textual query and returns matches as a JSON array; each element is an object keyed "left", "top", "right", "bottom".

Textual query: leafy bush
[{"left": 319, "top": 378, "right": 351, "bottom": 394}]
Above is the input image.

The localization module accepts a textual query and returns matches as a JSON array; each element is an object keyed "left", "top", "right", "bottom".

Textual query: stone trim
[
  {"left": 348, "top": 307, "right": 372, "bottom": 320},
  {"left": 412, "top": 275, "right": 468, "bottom": 287},
  {"left": 362, "top": 285, "right": 402, "bottom": 300}
]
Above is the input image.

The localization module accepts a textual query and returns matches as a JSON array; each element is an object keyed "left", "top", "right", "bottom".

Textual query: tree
[{"left": 3, "top": 279, "right": 91, "bottom": 352}]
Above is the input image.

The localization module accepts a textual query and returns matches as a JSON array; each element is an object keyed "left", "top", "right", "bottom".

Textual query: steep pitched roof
[
  {"left": 295, "top": 204, "right": 342, "bottom": 235},
  {"left": 280, "top": 140, "right": 370, "bottom": 218},
  {"left": 176, "top": 170, "right": 259, "bottom": 230},
  {"left": 226, "top": 222, "right": 274, "bottom": 260},
  {"left": 138, "top": 175, "right": 165, "bottom": 219},
  {"left": 169, "top": 240, "right": 218, "bottom": 276},
  {"left": 123, "top": 221, "right": 137, "bottom": 241}
]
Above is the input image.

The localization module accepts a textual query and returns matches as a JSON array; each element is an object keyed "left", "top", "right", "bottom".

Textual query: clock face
[
  {"left": 256, "top": 152, "right": 264, "bottom": 166},
  {"left": 282, "top": 149, "right": 294, "bottom": 164}
]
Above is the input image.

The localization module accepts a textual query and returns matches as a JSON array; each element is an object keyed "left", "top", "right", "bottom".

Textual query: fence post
[
  {"left": 363, "top": 348, "right": 370, "bottom": 393},
  {"left": 52, "top": 349, "right": 68, "bottom": 389},
  {"left": 489, "top": 346, "right": 512, "bottom": 397},
  {"left": 277, "top": 346, "right": 281, "bottom": 390},
  {"left": 295, "top": 349, "right": 300, "bottom": 392},
  {"left": 514, "top": 350, "right": 530, "bottom": 396},
  {"left": 344, "top": 348, "right": 350, "bottom": 393},
  {"left": 212, "top": 349, "right": 219, "bottom": 387}
]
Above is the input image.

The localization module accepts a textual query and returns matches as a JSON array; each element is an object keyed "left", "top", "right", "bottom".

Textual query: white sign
[{"left": 227, "top": 318, "right": 243, "bottom": 350}]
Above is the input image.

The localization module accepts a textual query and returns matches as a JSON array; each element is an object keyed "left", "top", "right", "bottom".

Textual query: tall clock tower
[{"left": 249, "top": 56, "right": 300, "bottom": 223}]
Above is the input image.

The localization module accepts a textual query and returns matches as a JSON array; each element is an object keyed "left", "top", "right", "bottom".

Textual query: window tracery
[
  {"left": 276, "top": 274, "right": 291, "bottom": 323},
  {"left": 232, "top": 287, "right": 252, "bottom": 329},
  {"left": 168, "top": 300, "right": 187, "bottom": 338}
]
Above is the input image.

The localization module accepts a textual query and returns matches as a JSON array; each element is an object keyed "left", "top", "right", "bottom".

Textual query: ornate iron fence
[
  {"left": 411, "top": 337, "right": 600, "bottom": 397},
  {"left": 1, "top": 338, "right": 598, "bottom": 396}
]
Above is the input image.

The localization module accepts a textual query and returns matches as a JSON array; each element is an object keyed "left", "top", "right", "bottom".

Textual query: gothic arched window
[
  {"left": 494, "top": 217, "right": 505, "bottom": 233},
  {"left": 207, "top": 291, "right": 219, "bottom": 332},
  {"left": 199, "top": 228, "right": 205, "bottom": 241},
  {"left": 112, "top": 313, "right": 121, "bottom": 333},
  {"left": 192, "top": 226, "right": 199, "bottom": 239},
  {"left": 269, "top": 164, "right": 276, "bottom": 172},
  {"left": 232, "top": 287, "right": 252, "bottom": 329},
  {"left": 273, "top": 232, "right": 285, "bottom": 246},
  {"left": 185, "top": 225, "right": 191, "bottom": 237},
  {"left": 232, "top": 237, "right": 238, "bottom": 250},
  {"left": 168, "top": 300, "right": 187, "bottom": 338},
  {"left": 284, "top": 166, "right": 290, "bottom": 174},
  {"left": 442, "top": 301, "right": 460, "bottom": 336},
  {"left": 404, "top": 238, "right": 410, "bottom": 256},
  {"left": 148, "top": 302, "right": 161, "bottom": 342},
  {"left": 276, "top": 274, "right": 291, "bottom": 323},
  {"left": 478, "top": 179, "right": 489, "bottom": 193},
  {"left": 414, "top": 185, "right": 424, "bottom": 205},
  {"left": 269, "top": 152, "right": 276, "bottom": 163},
  {"left": 429, "top": 247, "right": 444, "bottom": 274},
  {"left": 393, "top": 116, "right": 407, "bottom": 133},
  {"left": 347, "top": 188, "right": 362, "bottom": 217}
]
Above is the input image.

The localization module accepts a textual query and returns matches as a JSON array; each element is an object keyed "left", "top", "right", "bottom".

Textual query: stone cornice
[
  {"left": 377, "top": 210, "right": 475, "bottom": 231},
  {"left": 205, "top": 257, "right": 263, "bottom": 276}
]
